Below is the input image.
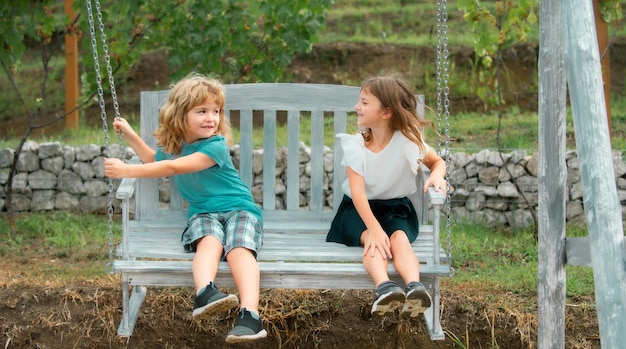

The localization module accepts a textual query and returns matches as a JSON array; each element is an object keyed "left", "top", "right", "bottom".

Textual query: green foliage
[
  {"left": 0, "top": 0, "right": 60, "bottom": 120},
  {"left": 600, "top": 0, "right": 623, "bottom": 22},
  {"left": 77, "top": 0, "right": 332, "bottom": 99},
  {"left": 0, "top": 0, "right": 57, "bottom": 67},
  {"left": 457, "top": 0, "right": 538, "bottom": 107},
  {"left": 163, "top": 0, "right": 331, "bottom": 82}
]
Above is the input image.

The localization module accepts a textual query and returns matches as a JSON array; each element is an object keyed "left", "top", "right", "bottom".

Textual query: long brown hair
[
  {"left": 360, "top": 75, "right": 435, "bottom": 153},
  {"left": 154, "top": 73, "right": 232, "bottom": 155}
]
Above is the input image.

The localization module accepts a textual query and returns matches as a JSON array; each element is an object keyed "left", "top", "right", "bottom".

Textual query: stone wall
[{"left": 2, "top": 141, "right": 626, "bottom": 228}]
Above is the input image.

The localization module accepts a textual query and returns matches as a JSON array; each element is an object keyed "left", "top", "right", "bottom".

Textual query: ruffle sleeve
[
  {"left": 336, "top": 133, "right": 365, "bottom": 176},
  {"left": 402, "top": 137, "right": 430, "bottom": 175}
]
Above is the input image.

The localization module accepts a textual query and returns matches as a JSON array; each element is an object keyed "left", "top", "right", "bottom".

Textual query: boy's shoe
[
  {"left": 401, "top": 281, "right": 432, "bottom": 318},
  {"left": 225, "top": 308, "right": 268, "bottom": 344},
  {"left": 192, "top": 282, "right": 239, "bottom": 320},
  {"left": 371, "top": 280, "right": 405, "bottom": 315}
]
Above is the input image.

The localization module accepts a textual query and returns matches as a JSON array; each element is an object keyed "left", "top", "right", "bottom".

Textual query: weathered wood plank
[{"left": 113, "top": 260, "right": 450, "bottom": 288}]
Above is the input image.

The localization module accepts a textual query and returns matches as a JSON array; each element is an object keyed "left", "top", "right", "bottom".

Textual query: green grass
[
  {"left": 319, "top": 1, "right": 484, "bottom": 46},
  {"left": 1, "top": 212, "right": 120, "bottom": 262},
  {"left": 447, "top": 221, "right": 595, "bottom": 297}
]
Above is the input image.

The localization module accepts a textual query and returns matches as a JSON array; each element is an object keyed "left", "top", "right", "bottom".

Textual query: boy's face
[{"left": 184, "top": 97, "right": 222, "bottom": 144}]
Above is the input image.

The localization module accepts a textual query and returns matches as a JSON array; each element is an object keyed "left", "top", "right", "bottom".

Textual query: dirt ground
[
  {"left": 0, "top": 256, "right": 600, "bottom": 349},
  {"left": 2, "top": 43, "right": 609, "bottom": 348}
]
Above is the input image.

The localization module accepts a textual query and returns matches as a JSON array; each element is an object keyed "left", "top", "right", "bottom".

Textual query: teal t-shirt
[{"left": 154, "top": 135, "right": 262, "bottom": 223}]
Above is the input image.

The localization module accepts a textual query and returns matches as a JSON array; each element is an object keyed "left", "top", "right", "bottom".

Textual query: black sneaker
[
  {"left": 371, "top": 280, "right": 405, "bottom": 315},
  {"left": 192, "top": 282, "right": 239, "bottom": 320},
  {"left": 225, "top": 308, "right": 268, "bottom": 344},
  {"left": 401, "top": 281, "right": 432, "bottom": 318}
]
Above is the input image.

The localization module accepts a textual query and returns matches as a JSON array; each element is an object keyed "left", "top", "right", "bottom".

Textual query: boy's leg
[
  {"left": 225, "top": 247, "right": 260, "bottom": 313},
  {"left": 192, "top": 236, "right": 238, "bottom": 320},
  {"left": 192, "top": 236, "right": 224, "bottom": 292},
  {"left": 225, "top": 247, "right": 267, "bottom": 343}
]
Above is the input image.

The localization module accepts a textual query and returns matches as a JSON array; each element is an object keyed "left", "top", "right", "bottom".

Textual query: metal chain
[
  {"left": 436, "top": 0, "right": 453, "bottom": 269},
  {"left": 86, "top": 0, "right": 122, "bottom": 274}
]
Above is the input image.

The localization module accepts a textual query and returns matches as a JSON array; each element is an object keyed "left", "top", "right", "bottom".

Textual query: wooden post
[
  {"left": 562, "top": 1, "right": 626, "bottom": 348},
  {"left": 593, "top": 0, "right": 611, "bottom": 140},
  {"left": 64, "top": 0, "right": 79, "bottom": 131},
  {"left": 537, "top": 0, "right": 567, "bottom": 347}
]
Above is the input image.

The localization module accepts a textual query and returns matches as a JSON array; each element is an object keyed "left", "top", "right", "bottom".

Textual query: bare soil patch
[{"left": 1, "top": 256, "right": 600, "bottom": 349}]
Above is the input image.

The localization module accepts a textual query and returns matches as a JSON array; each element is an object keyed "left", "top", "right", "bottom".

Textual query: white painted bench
[{"left": 112, "top": 83, "right": 452, "bottom": 340}]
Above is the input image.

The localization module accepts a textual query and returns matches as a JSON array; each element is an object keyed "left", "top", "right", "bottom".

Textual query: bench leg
[
  {"left": 423, "top": 277, "right": 445, "bottom": 340},
  {"left": 117, "top": 276, "right": 147, "bottom": 337}
]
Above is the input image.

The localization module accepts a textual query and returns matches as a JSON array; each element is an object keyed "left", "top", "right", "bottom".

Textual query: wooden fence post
[
  {"left": 537, "top": 0, "right": 567, "bottom": 347},
  {"left": 562, "top": 1, "right": 626, "bottom": 348},
  {"left": 64, "top": 0, "right": 79, "bottom": 131}
]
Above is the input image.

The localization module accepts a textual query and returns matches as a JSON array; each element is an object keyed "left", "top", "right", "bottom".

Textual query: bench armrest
[
  {"left": 426, "top": 186, "right": 445, "bottom": 206},
  {"left": 418, "top": 164, "right": 445, "bottom": 205},
  {"left": 115, "top": 156, "right": 140, "bottom": 200}
]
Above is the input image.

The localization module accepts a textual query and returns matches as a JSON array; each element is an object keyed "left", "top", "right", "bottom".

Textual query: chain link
[
  {"left": 436, "top": 0, "right": 453, "bottom": 270},
  {"left": 86, "top": 0, "right": 122, "bottom": 274}
]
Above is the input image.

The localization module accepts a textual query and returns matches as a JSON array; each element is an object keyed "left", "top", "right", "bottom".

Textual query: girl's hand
[
  {"left": 104, "top": 158, "right": 126, "bottom": 178},
  {"left": 363, "top": 228, "right": 392, "bottom": 259},
  {"left": 424, "top": 176, "right": 447, "bottom": 195}
]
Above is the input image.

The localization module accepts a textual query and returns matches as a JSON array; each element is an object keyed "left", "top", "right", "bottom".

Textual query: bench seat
[{"left": 111, "top": 83, "right": 452, "bottom": 341}]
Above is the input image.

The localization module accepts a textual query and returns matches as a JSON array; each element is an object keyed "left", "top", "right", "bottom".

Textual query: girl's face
[
  {"left": 355, "top": 88, "right": 389, "bottom": 129},
  {"left": 184, "top": 97, "right": 222, "bottom": 144}
]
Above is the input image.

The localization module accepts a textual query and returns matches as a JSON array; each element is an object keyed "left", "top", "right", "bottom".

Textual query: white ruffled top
[{"left": 336, "top": 130, "right": 429, "bottom": 200}]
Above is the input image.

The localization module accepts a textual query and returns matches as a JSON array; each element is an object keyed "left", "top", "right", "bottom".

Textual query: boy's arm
[
  {"left": 113, "top": 118, "right": 156, "bottom": 163},
  {"left": 105, "top": 152, "right": 216, "bottom": 178}
]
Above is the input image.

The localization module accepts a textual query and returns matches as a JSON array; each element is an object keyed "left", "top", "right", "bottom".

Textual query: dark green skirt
[{"left": 326, "top": 195, "right": 420, "bottom": 246}]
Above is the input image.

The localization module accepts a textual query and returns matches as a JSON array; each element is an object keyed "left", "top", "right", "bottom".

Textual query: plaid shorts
[{"left": 181, "top": 210, "right": 263, "bottom": 259}]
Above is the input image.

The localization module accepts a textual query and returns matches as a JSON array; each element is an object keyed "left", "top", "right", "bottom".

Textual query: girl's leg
[
  {"left": 226, "top": 247, "right": 260, "bottom": 314},
  {"left": 192, "top": 236, "right": 224, "bottom": 292},
  {"left": 360, "top": 229, "right": 391, "bottom": 286},
  {"left": 389, "top": 230, "right": 432, "bottom": 317},
  {"left": 388, "top": 230, "right": 420, "bottom": 284},
  {"left": 361, "top": 230, "right": 404, "bottom": 315}
]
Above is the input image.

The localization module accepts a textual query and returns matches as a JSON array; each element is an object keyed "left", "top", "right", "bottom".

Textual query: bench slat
[{"left": 114, "top": 260, "right": 450, "bottom": 289}]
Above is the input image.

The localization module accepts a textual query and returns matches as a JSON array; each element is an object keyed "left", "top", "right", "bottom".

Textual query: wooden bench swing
[{"left": 87, "top": 0, "right": 454, "bottom": 343}]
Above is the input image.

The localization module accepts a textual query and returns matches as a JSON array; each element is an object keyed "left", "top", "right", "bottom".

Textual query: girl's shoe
[
  {"left": 401, "top": 281, "right": 432, "bottom": 318},
  {"left": 371, "top": 280, "right": 405, "bottom": 315}
]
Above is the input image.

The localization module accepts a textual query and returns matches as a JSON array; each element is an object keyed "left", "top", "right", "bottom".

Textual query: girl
[
  {"left": 327, "top": 75, "right": 447, "bottom": 318},
  {"left": 104, "top": 74, "right": 267, "bottom": 344}
]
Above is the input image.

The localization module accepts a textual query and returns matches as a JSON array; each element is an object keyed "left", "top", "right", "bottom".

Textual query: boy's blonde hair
[
  {"left": 360, "top": 75, "right": 435, "bottom": 153},
  {"left": 154, "top": 73, "right": 232, "bottom": 155}
]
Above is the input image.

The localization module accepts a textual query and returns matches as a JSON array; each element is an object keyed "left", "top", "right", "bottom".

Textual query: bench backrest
[{"left": 134, "top": 83, "right": 426, "bottom": 230}]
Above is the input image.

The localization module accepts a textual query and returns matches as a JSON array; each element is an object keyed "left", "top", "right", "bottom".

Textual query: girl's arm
[
  {"left": 346, "top": 167, "right": 392, "bottom": 259},
  {"left": 421, "top": 149, "right": 447, "bottom": 194},
  {"left": 104, "top": 152, "right": 216, "bottom": 179},
  {"left": 113, "top": 118, "right": 156, "bottom": 164}
]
